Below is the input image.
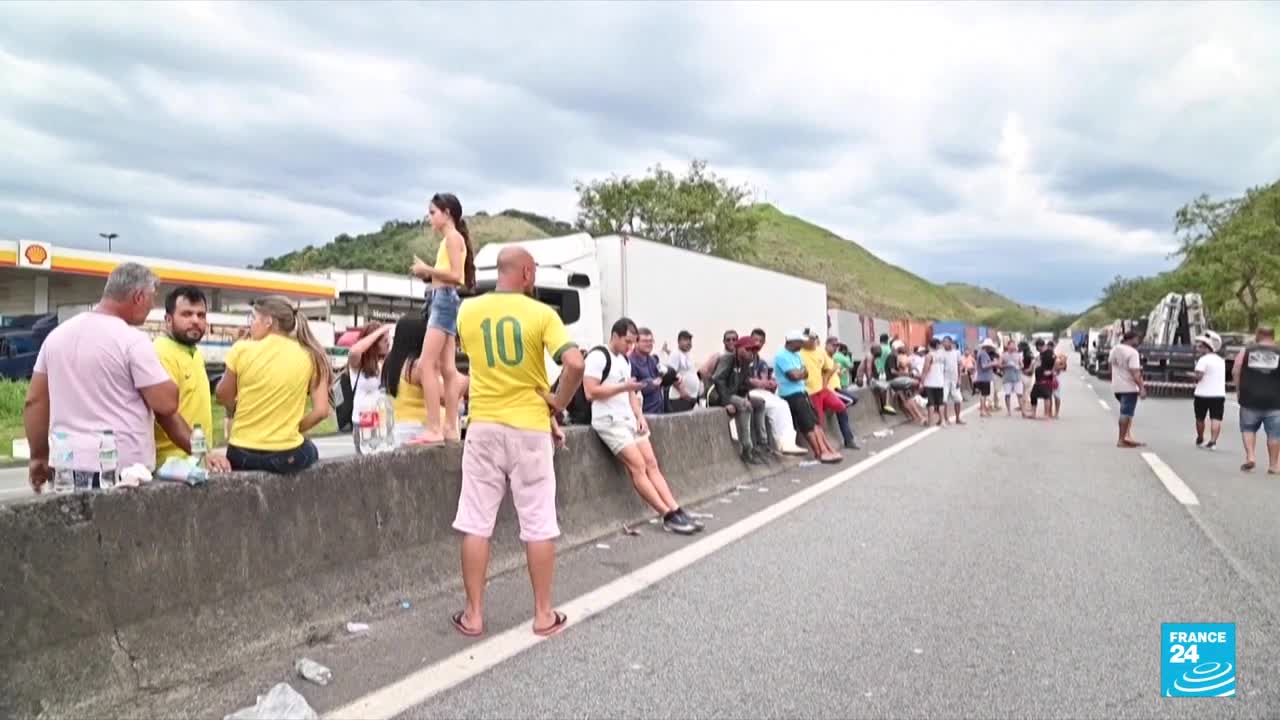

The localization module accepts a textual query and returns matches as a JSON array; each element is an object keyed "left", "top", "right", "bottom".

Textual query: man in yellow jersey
[
  {"left": 154, "top": 287, "right": 230, "bottom": 471},
  {"left": 450, "top": 246, "right": 585, "bottom": 638},
  {"left": 801, "top": 331, "right": 860, "bottom": 449}
]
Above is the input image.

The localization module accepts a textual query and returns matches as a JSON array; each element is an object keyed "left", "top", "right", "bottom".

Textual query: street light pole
[{"left": 98, "top": 232, "right": 118, "bottom": 253}]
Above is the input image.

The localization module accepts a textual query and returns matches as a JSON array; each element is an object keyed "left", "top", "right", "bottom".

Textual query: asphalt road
[
  {"left": 0, "top": 434, "right": 357, "bottom": 504},
  {"left": 87, "top": 366, "right": 1280, "bottom": 718}
]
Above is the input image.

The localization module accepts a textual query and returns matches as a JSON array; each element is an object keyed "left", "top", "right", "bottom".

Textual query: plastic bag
[
  {"left": 157, "top": 457, "right": 208, "bottom": 486},
  {"left": 224, "top": 683, "right": 318, "bottom": 720}
]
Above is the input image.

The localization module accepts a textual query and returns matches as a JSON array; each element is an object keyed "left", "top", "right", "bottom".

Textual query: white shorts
[
  {"left": 1003, "top": 380, "right": 1023, "bottom": 397},
  {"left": 592, "top": 414, "right": 648, "bottom": 455},
  {"left": 943, "top": 382, "right": 963, "bottom": 405}
]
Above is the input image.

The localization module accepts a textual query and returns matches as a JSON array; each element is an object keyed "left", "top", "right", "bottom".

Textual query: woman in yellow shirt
[
  {"left": 409, "top": 192, "right": 475, "bottom": 445},
  {"left": 382, "top": 314, "right": 471, "bottom": 445},
  {"left": 215, "top": 295, "right": 332, "bottom": 474}
]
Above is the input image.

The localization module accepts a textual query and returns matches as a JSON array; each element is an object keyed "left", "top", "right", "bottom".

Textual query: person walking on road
[
  {"left": 1231, "top": 326, "right": 1280, "bottom": 473},
  {"left": 1000, "top": 340, "right": 1025, "bottom": 417},
  {"left": 449, "top": 246, "right": 586, "bottom": 638},
  {"left": 1027, "top": 349, "right": 1056, "bottom": 421},
  {"left": 974, "top": 338, "right": 998, "bottom": 417},
  {"left": 940, "top": 335, "right": 965, "bottom": 425},
  {"left": 410, "top": 192, "right": 476, "bottom": 445},
  {"left": 1192, "top": 331, "right": 1226, "bottom": 451},
  {"left": 1108, "top": 330, "right": 1146, "bottom": 448}
]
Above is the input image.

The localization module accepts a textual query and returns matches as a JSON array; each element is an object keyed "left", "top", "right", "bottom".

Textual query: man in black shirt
[
  {"left": 1232, "top": 326, "right": 1280, "bottom": 473},
  {"left": 712, "top": 336, "right": 769, "bottom": 465}
]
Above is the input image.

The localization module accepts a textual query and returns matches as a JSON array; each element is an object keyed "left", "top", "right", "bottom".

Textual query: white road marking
[
  {"left": 0, "top": 486, "right": 29, "bottom": 496},
  {"left": 1098, "top": 399, "right": 1109, "bottom": 410},
  {"left": 325, "top": 406, "right": 977, "bottom": 720},
  {"left": 1142, "top": 452, "right": 1200, "bottom": 506}
]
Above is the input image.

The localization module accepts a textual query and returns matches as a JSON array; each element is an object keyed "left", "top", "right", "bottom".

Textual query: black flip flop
[
  {"left": 451, "top": 611, "right": 483, "bottom": 638},
  {"left": 533, "top": 611, "right": 568, "bottom": 637},
  {"left": 1241, "top": 462, "right": 1256, "bottom": 472}
]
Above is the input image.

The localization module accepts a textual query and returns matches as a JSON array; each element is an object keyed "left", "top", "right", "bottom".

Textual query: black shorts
[
  {"left": 783, "top": 393, "right": 818, "bottom": 434},
  {"left": 1194, "top": 396, "right": 1225, "bottom": 422},
  {"left": 925, "top": 387, "right": 944, "bottom": 407},
  {"left": 1030, "top": 384, "right": 1053, "bottom": 405},
  {"left": 974, "top": 381, "right": 992, "bottom": 397}
]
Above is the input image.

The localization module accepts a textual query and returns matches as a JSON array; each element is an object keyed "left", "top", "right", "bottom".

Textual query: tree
[
  {"left": 1175, "top": 184, "right": 1280, "bottom": 330},
  {"left": 573, "top": 160, "right": 759, "bottom": 259},
  {"left": 1098, "top": 272, "right": 1180, "bottom": 320}
]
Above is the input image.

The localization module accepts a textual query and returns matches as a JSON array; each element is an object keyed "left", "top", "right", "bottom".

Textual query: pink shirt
[{"left": 34, "top": 311, "right": 171, "bottom": 469}]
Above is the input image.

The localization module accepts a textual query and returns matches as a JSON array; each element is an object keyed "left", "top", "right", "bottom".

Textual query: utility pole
[{"left": 99, "top": 232, "right": 118, "bottom": 252}]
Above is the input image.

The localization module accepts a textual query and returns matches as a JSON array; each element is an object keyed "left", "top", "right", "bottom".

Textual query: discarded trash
[
  {"left": 871, "top": 429, "right": 894, "bottom": 439},
  {"left": 798, "top": 461, "right": 820, "bottom": 468},
  {"left": 735, "top": 484, "right": 752, "bottom": 491},
  {"left": 913, "top": 648, "right": 923, "bottom": 655},
  {"left": 757, "top": 487, "right": 769, "bottom": 493},
  {"left": 864, "top": 691, "right": 874, "bottom": 698},
  {"left": 400, "top": 600, "right": 411, "bottom": 610},
  {"left": 118, "top": 464, "right": 153, "bottom": 488},
  {"left": 630, "top": 663, "right": 643, "bottom": 670},
  {"left": 869, "top": 450, "right": 879, "bottom": 456},
  {"left": 717, "top": 498, "right": 733, "bottom": 504},
  {"left": 294, "top": 658, "right": 332, "bottom": 686},
  {"left": 595, "top": 543, "right": 610, "bottom": 550},
  {"left": 791, "top": 478, "right": 801, "bottom": 484},
  {"left": 224, "top": 682, "right": 318, "bottom": 720},
  {"left": 621, "top": 525, "right": 640, "bottom": 536},
  {"left": 648, "top": 518, "right": 660, "bottom": 524},
  {"left": 687, "top": 512, "right": 714, "bottom": 519},
  {"left": 345, "top": 622, "right": 369, "bottom": 634},
  {"left": 157, "top": 456, "right": 208, "bottom": 486}
]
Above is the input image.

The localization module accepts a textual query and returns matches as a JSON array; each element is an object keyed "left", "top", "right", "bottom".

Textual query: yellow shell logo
[{"left": 23, "top": 244, "right": 49, "bottom": 266}]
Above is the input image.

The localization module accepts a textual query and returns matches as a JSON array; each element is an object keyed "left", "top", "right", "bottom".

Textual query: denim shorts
[
  {"left": 1239, "top": 407, "right": 1280, "bottom": 438},
  {"left": 1114, "top": 392, "right": 1139, "bottom": 418},
  {"left": 424, "top": 286, "right": 461, "bottom": 336},
  {"left": 227, "top": 439, "right": 320, "bottom": 475}
]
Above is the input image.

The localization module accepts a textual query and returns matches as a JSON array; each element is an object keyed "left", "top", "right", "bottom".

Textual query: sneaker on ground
[
  {"left": 1205, "top": 441, "right": 1217, "bottom": 451},
  {"left": 844, "top": 439, "right": 862, "bottom": 450},
  {"left": 663, "top": 512, "right": 698, "bottom": 535},
  {"left": 1196, "top": 437, "right": 1204, "bottom": 447},
  {"left": 675, "top": 508, "right": 704, "bottom": 531}
]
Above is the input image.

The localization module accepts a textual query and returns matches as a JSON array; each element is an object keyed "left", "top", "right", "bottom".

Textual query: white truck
[{"left": 471, "top": 233, "right": 828, "bottom": 378}]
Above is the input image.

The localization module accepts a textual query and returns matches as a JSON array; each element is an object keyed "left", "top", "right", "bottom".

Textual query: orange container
[{"left": 890, "top": 319, "right": 931, "bottom": 350}]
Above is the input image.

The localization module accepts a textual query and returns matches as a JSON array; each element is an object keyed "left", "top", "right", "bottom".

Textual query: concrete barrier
[{"left": 0, "top": 399, "right": 907, "bottom": 718}]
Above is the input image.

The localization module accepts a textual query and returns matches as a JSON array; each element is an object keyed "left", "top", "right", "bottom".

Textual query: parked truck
[{"left": 471, "top": 233, "right": 829, "bottom": 380}]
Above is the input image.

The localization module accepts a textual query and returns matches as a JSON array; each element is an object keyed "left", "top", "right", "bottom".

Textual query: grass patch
[{"left": 0, "top": 379, "right": 338, "bottom": 459}]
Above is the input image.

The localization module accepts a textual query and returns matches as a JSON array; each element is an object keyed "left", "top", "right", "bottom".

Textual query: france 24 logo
[{"left": 1161, "top": 623, "right": 1236, "bottom": 697}]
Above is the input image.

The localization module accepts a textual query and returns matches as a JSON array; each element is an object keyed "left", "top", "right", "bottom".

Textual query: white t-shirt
[
  {"left": 923, "top": 350, "right": 946, "bottom": 388},
  {"left": 910, "top": 354, "right": 926, "bottom": 377},
  {"left": 1109, "top": 344, "right": 1142, "bottom": 393},
  {"left": 585, "top": 350, "right": 635, "bottom": 423},
  {"left": 941, "top": 349, "right": 961, "bottom": 383},
  {"left": 667, "top": 349, "right": 702, "bottom": 400},
  {"left": 1194, "top": 353, "right": 1226, "bottom": 398}
]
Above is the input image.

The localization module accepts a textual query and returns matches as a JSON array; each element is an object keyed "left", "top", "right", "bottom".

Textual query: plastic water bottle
[
  {"left": 355, "top": 394, "right": 380, "bottom": 455},
  {"left": 376, "top": 393, "right": 397, "bottom": 451},
  {"left": 50, "top": 430, "right": 75, "bottom": 495},
  {"left": 190, "top": 424, "right": 207, "bottom": 469},
  {"left": 97, "top": 430, "right": 117, "bottom": 491}
]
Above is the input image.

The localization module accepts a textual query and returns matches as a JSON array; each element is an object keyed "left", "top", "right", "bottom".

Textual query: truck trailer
[{"left": 471, "top": 233, "right": 829, "bottom": 379}]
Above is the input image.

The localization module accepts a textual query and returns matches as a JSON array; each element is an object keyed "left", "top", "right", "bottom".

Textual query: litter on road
[
  {"left": 621, "top": 524, "right": 640, "bottom": 536},
  {"left": 758, "top": 487, "right": 769, "bottom": 493},
  {"left": 345, "top": 622, "right": 369, "bottom": 634},
  {"left": 224, "top": 683, "right": 317, "bottom": 720},
  {"left": 294, "top": 658, "right": 332, "bottom": 686},
  {"left": 718, "top": 497, "right": 733, "bottom": 504},
  {"left": 595, "top": 543, "right": 610, "bottom": 550}
]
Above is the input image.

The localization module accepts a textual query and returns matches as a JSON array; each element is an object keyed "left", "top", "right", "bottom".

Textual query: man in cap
[
  {"left": 1192, "top": 330, "right": 1226, "bottom": 450},
  {"left": 746, "top": 328, "right": 810, "bottom": 456},
  {"left": 774, "top": 330, "right": 842, "bottom": 463},
  {"left": 710, "top": 334, "right": 770, "bottom": 465},
  {"left": 802, "top": 330, "right": 860, "bottom": 449},
  {"left": 1231, "top": 326, "right": 1280, "bottom": 473}
]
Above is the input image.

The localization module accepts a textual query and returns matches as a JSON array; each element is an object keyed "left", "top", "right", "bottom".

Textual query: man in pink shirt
[{"left": 24, "top": 263, "right": 190, "bottom": 491}]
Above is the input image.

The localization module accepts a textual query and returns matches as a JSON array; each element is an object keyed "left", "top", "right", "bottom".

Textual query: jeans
[
  {"left": 424, "top": 286, "right": 461, "bottom": 336},
  {"left": 727, "top": 394, "right": 768, "bottom": 451},
  {"left": 1239, "top": 407, "right": 1280, "bottom": 438},
  {"left": 227, "top": 440, "right": 320, "bottom": 474}
]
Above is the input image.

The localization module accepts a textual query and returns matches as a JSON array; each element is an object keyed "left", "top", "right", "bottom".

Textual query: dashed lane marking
[{"left": 1142, "top": 452, "right": 1200, "bottom": 506}]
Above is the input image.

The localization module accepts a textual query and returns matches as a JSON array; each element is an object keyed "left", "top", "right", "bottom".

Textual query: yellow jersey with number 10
[{"left": 457, "top": 291, "right": 577, "bottom": 433}]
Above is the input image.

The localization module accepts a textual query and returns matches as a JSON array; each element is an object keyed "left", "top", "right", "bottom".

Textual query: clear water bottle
[
  {"left": 190, "top": 424, "right": 207, "bottom": 469},
  {"left": 377, "top": 392, "right": 397, "bottom": 451},
  {"left": 355, "top": 395, "right": 380, "bottom": 456},
  {"left": 97, "top": 430, "right": 117, "bottom": 491},
  {"left": 50, "top": 430, "right": 75, "bottom": 495}
]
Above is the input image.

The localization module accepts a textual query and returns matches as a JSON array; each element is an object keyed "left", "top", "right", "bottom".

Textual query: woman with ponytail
[
  {"left": 409, "top": 192, "right": 475, "bottom": 444},
  {"left": 215, "top": 295, "right": 333, "bottom": 473}
]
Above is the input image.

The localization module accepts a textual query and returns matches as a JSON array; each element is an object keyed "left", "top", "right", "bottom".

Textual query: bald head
[{"left": 495, "top": 245, "right": 537, "bottom": 294}]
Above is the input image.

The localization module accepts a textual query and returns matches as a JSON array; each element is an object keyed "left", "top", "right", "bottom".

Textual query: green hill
[{"left": 260, "top": 203, "right": 1063, "bottom": 329}]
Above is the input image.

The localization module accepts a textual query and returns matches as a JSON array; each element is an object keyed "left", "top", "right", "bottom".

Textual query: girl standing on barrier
[
  {"left": 216, "top": 296, "right": 331, "bottom": 474},
  {"left": 410, "top": 193, "right": 476, "bottom": 445}
]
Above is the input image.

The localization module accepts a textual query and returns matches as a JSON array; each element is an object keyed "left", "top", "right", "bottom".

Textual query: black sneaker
[
  {"left": 675, "top": 508, "right": 705, "bottom": 531},
  {"left": 1196, "top": 437, "right": 1204, "bottom": 447},
  {"left": 663, "top": 512, "right": 697, "bottom": 535},
  {"left": 1205, "top": 441, "right": 1217, "bottom": 451},
  {"left": 844, "top": 438, "right": 862, "bottom": 450},
  {"left": 742, "top": 447, "right": 766, "bottom": 465}
]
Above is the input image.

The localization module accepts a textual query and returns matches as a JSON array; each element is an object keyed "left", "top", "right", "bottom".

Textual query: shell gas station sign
[{"left": 19, "top": 240, "right": 53, "bottom": 270}]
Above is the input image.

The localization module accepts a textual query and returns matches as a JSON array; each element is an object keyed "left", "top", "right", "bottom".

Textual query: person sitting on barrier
[
  {"left": 587, "top": 317, "right": 700, "bottom": 536},
  {"left": 711, "top": 335, "right": 770, "bottom": 466},
  {"left": 216, "top": 295, "right": 331, "bottom": 474},
  {"left": 803, "top": 332, "right": 860, "bottom": 449},
  {"left": 154, "top": 286, "right": 231, "bottom": 472},
  {"left": 449, "top": 245, "right": 584, "bottom": 638},
  {"left": 663, "top": 330, "right": 701, "bottom": 413},
  {"left": 775, "top": 331, "right": 843, "bottom": 464},
  {"left": 699, "top": 329, "right": 738, "bottom": 390},
  {"left": 858, "top": 341, "right": 897, "bottom": 416},
  {"left": 888, "top": 342, "right": 928, "bottom": 425},
  {"left": 25, "top": 263, "right": 190, "bottom": 492},
  {"left": 381, "top": 315, "right": 430, "bottom": 445},
  {"left": 746, "top": 329, "right": 810, "bottom": 456}
]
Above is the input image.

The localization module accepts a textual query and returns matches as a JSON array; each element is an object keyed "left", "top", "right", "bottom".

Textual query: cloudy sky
[{"left": 2, "top": 1, "right": 1278, "bottom": 311}]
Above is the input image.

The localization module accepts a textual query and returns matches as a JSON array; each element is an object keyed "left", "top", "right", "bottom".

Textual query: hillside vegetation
[{"left": 261, "top": 205, "right": 1063, "bottom": 329}]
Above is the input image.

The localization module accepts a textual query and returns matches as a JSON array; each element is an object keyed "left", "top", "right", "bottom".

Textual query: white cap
[
  {"left": 980, "top": 338, "right": 997, "bottom": 350},
  {"left": 785, "top": 330, "right": 808, "bottom": 343},
  {"left": 1194, "top": 330, "right": 1222, "bottom": 352}
]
